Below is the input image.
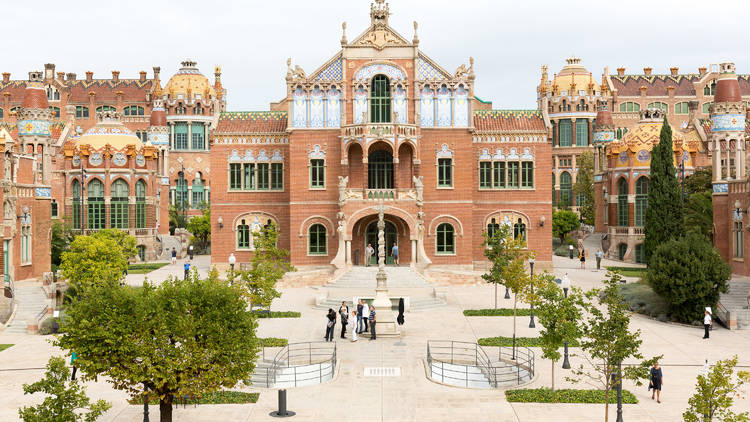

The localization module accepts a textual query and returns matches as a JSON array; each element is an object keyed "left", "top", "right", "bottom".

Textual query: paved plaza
[{"left": 1, "top": 255, "right": 749, "bottom": 422}]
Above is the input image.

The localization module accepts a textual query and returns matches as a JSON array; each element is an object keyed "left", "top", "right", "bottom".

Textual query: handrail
[{"left": 268, "top": 341, "right": 336, "bottom": 388}]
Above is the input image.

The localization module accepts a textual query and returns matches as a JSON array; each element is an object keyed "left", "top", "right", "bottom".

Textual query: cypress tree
[{"left": 644, "top": 116, "right": 685, "bottom": 264}]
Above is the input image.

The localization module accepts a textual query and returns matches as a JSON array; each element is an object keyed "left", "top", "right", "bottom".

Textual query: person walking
[
  {"left": 228, "top": 253, "right": 236, "bottom": 274},
  {"left": 350, "top": 310, "right": 359, "bottom": 342},
  {"left": 579, "top": 248, "right": 586, "bottom": 270},
  {"left": 703, "top": 308, "right": 712, "bottom": 339},
  {"left": 324, "top": 309, "right": 336, "bottom": 342},
  {"left": 569, "top": 244, "right": 574, "bottom": 259},
  {"left": 369, "top": 306, "right": 377, "bottom": 340},
  {"left": 188, "top": 245, "right": 194, "bottom": 261},
  {"left": 339, "top": 301, "right": 349, "bottom": 339},
  {"left": 649, "top": 362, "right": 663, "bottom": 403},
  {"left": 171, "top": 248, "right": 177, "bottom": 265},
  {"left": 356, "top": 299, "right": 364, "bottom": 334},
  {"left": 365, "top": 243, "right": 374, "bottom": 267},
  {"left": 70, "top": 351, "right": 78, "bottom": 381},
  {"left": 184, "top": 261, "right": 191, "bottom": 280},
  {"left": 595, "top": 249, "right": 603, "bottom": 271},
  {"left": 391, "top": 243, "right": 399, "bottom": 266},
  {"left": 361, "top": 300, "right": 370, "bottom": 333}
]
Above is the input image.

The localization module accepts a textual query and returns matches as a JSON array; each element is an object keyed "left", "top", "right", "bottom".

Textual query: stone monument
[{"left": 372, "top": 200, "right": 401, "bottom": 337}]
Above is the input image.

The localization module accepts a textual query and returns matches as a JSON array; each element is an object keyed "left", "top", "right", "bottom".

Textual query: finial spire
[{"left": 370, "top": 0, "right": 389, "bottom": 27}]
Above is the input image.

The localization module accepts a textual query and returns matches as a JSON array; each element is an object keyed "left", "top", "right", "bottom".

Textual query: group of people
[
  {"left": 324, "top": 300, "right": 376, "bottom": 342},
  {"left": 568, "top": 244, "right": 604, "bottom": 271},
  {"left": 363, "top": 243, "right": 399, "bottom": 266}
]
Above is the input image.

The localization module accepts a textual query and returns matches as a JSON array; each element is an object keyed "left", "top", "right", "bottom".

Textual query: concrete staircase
[
  {"left": 718, "top": 281, "right": 750, "bottom": 329},
  {"left": 325, "top": 266, "right": 432, "bottom": 288},
  {"left": 158, "top": 235, "right": 182, "bottom": 261},
  {"left": 249, "top": 359, "right": 277, "bottom": 388},
  {"left": 4, "top": 283, "right": 49, "bottom": 334}
]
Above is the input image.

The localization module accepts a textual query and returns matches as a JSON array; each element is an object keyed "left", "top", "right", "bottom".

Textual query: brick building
[{"left": 210, "top": 1, "right": 553, "bottom": 273}]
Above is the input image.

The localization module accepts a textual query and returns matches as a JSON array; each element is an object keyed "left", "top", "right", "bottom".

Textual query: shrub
[
  {"left": 646, "top": 233, "right": 731, "bottom": 323},
  {"left": 505, "top": 388, "right": 637, "bottom": 404},
  {"left": 38, "top": 318, "right": 60, "bottom": 335},
  {"left": 0, "top": 344, "right": 13, "bottom": 352},
  {"left": 606, "top": 266, "right": 647, "bottom": 279},
  {"left": 251, "top": 311, "right": 302, "bottom": 318},
  {"left": 463, "top": 309, "right": 532, "bottom": 316},
  {"left": 477, "top": 336, "right": 580, "bottom": 347},
  {"left": 131, "top": 391, "right": 259, "bottom": 405},
  {"left": 553, "top": 210, "right": 580, "bottom": 242},
  {"left": 618, "top": 283, "right": 669, "bottom": 319},
  {"left": 258, "top": 337, "right": 288, "bottom": 347}
]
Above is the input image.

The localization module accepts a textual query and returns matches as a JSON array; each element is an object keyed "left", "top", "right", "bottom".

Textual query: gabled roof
[
  {"left": 215, "top": 111, "right": 288, "bottom": 134},
  {"left": 610, "top": 74, "right": 700, "bottom": 96},
  {"left": 473, "top": 110, "right": 546, "bottom": 132},
  {"left": 0, "top": 79, "right": 153, "bottom": 105}
]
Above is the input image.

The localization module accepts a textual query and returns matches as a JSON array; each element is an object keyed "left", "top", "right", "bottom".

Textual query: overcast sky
[{"left": 6, "top": 0, "right": 749, "bottom": 110}]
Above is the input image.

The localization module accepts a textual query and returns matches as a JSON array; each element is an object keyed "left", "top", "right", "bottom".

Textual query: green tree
[
  {"left": 683, "top": 356, "right": 750, "bottom": 422},
  {"left": 571, "top": 272, "right": 660, "bottom": 422},
  {"left": 230, "top": 222, "right": 294, "bottom": 310},
  {"left": 18, "top": 356, "right": 111, "bottom": 422},
  {"left": 684, "top": 167, "right": 713, "bottom": 195},
  {"left": 552, "top": 210, "right": 580, "bottom": 243},
  {"left": 186, "top": 207, "right": 211, "bottom": 253},
  {"left": 56, "top": 270, "right": 259, "bottom": 422},
  {"left": 646, "top": 233, "right": 730, "bottom": 323},
  {"left": 50, "top": 219, "right": 74, "bottom": 269},
  {"left": 532, "top": 275, "right": 586, "bottom": 390},
  {"left": 685, "top": 191, "right": 714, "bottom": 241},
  {"left": 169, "top": 205, "right": 187, "bottom": 233},
  {"left": 644, "top": 116, "right": 685, "bottom": 264},
  {"left": 59, "top": 230, "right": 136, "bottom": 290},
  {"left": 573, "top": 151, "right": 595, "bottom": 225}
]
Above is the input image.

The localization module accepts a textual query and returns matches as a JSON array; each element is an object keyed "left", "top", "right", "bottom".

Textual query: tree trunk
[
  {"left": 512, "top": 295, "right": 517, "bottom": 346},
  {"left": 551, "top": 360, "right": 555, "bottom": 391},
  {"left": 604, "top": 386, "right": 609, "bottom": 422},
  {"left": 160, "top": 396, "right": 173, "bottom": 422}
]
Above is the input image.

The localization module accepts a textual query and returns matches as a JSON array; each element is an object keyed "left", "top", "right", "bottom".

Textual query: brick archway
[{"left": 348, "top": 210, "right": 414, "bottom": 266}]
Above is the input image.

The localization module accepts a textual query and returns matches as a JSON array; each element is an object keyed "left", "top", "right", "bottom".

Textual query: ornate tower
[{"left": 16, "top": 71, "right": 53, "bottom": 184}]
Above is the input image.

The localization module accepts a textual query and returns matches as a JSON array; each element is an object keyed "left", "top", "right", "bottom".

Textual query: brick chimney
[
  {"left": 56, "top": 71, "right": 64, "bottom": 80},
  {"left": 617, "top": 67, "right": 625, "bottom": 77},
  {"left": 86, "top": 71, "right": 93, "bottom": 82},
  {"left": 699, "top": 67, "right": 707, "bottom": 76},
  {"left": 139, "top": 71, "right": 147, "bottom": 82},
  {"left": 667, "top": 85, "right": 675, "bottom": 98},
  {"left": 153, "top": 66, "right": 161, "bottom": 80},
  {"left": 112, "top": 71, "right": 120, "bottom": 82},
  {"left": 639, "top": 86, "right": 648, "bottom": 97},
  {"left": 643, "top": 67, "right": 652, "bottom": 76},
  {"left": 2, "top": 73, "right": 9, "bottom": 83},
  {"left": 44, "top": 63, "right": 55, "bottom": 80},
  {"left": 670, "top": 67, "right": 679, "bottom": 76},
  {"left": 66, "top": 73, "right": 76, "bottom": 81}
]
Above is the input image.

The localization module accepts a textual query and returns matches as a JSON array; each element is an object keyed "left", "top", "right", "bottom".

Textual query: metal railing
[
  {"left": 495, "top": 345, "right": 535, "bottom": 386},
  {"left": 268, "top": 341, "right": 337, "bottom": 388}
]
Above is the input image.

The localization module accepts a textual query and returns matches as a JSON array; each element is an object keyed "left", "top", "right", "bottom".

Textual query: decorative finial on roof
[
  {"left": 566, "top": 57, "right": 581, "bottom": 65},
  {"left": 341, "top": 21, "right": 347, "bottom": 44},
  {"left": 413, "top": 21, "right": 419, "bottom": 43}
]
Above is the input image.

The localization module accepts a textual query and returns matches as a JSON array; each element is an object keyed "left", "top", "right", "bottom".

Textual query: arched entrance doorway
[
  {"left": 350, "top": 213, "right": 411, "bottom": 266},
  {"left": 365, "top": 220, "right": 397, "bottom": 265},
  {"left": 368, "top": 150, "right": 393, "bottom": 189}
]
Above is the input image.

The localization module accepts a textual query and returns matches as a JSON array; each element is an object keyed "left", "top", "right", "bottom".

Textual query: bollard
[{"left": 269, "top": 389, "right": 296, "bottom": 417}]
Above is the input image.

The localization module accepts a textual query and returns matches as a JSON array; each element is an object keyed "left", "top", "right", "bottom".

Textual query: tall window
[
  {"left": 0, "top": 108, "right": 3, "bottom": 118},
  {"left": 310, "top": 159, "right": 325, "bottom": 188},
  {"left": 487, "top": 218, "right": 500, "bottom": 239},
  {"left": 674, "top": 102, "right": 689, "bottom": 115},
  {"left": 21, "top": 225, "right": 31, "bottom": 264},
  {"left": 135, "top": 180, "right": 146, "bottom": 229},
  {"left": 704, "top": 81, "right": 716, "bottom": 96},
  {"left": 552, "top": 174, "right": 557, "bottom": 207},
  {"left": 237, "top": 220, "right": 250, "bottom": 249},
  {"left": 494, "top": 162, "right": 506, "bottom": 188},
  {"left": 436, "top": 223, "right": 455, "bottom": 254},
  {"left": 513, "top": 218, "right": 526, "bottom": 241},
  {"left": 174, "top": 123, "right": 189, "bottom": 150},
  {"left": 194, "top": 105, "right": 204, "bottom": 115},
  {"left": 175, "top": 176, "right": 188, "bottom": 209},
  {"left": 123, "top": 105, "right": 144, "bottom": 116},
  {"left": 243, "top": 163, "right": 255, "bottom": 190},
  {"left": 575, "top": 119, "right": 588, "bottom": 146},
  {"left": 230, "top": 164, "right": 242, "bottom": 190},
  {"left": 521, "top": 162, "right": 534, "bottom": 188},
  {"left": 647, "top": 102, "right": 668, "bottom": 113},
  {"left": 735, "top": 221, "right": 744, "bottom": 258},
  {"left": 619, "top": 102, "right": 640, "bottom": 113},
  {"left": 368, "top": 150, "right": 393, "bottom": 189},
  {"left": 479, "top": 162, "right": 491, "bottom": 189},
  {"left": 72, "top": 180, "right": 81, "bottom": 229},
  {"left": 51, "top": 200, "right": 58, "bottom": 218},
  {"left": 308, "top": 224, "right": 327, "bottom": 255},
  {"left": 634, "top": 177, "right": 648, "bottom": 227},
  {"left": 96, "top": 105, "right": 116, "bottom": 113},
  {"left": 257, "top": 163, "right": 270, "bottom": 190},
  {"left": 271, "top": 163, "right": 283, "bottom": 190},
  {"left": 507, "top": 162, "right": 519, "bottom": 188},
  {"left": 87, "top": 179, "right": 105, "bottom": 230},
  {"left": 370, "top": 75, "right": 391, "bottom": 123},
  {"left": 702, "top": 102, "right": 712, "bottom": 114},
  {"left": 191, "top": 123, "right": 205, "bottom": 150},
  {"left": 110, "top": 179, "right": 129, "bottom": 229},
  {"left": 192, "top": 175, "right": 204, "bottom": 207},
  {"left": 635, "top": 244, "right": 645, "bottom": 264},
  {"left": 559, "top": 172, "right": 572, "bottom": 207},
  {"left": 618, "top": 243, "right": 627, "bottom": 260},
  {"left": 438, "top": 158, "right": 452, "bottom": 187},
  {"left": 559, "top": 119, "right": 572, "bottom": 146},
  {"left": 617, "top": 178, "right": 629, "bottom": 227},
  {"left": 75, "top": 106, "right": 89, "bottom": 118}
]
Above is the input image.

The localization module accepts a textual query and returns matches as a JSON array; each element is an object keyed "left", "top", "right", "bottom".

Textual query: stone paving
[{"left": 0, "top": 255, "right": 749, "bottom": 421}]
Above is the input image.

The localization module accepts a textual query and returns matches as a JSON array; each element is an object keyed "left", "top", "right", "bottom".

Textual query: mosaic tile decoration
[
  {"left": 416, "top": 56, "right": 445, "bottom": 81},
  {"left": 315, "top": 58, "right": 343, "bottom": 82}
]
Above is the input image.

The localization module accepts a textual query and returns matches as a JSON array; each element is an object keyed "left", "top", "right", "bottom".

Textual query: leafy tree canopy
[
  {"left": 59, "top": 229, "right": 136, "bottom": 289},
  {"left": 683, "top": 355, "right": 750, "bottom": 422},
  {"left": 573, "top": 151, "right": 595, "bottom": 225},
  {"left": 552, "top": 210, "right": 580, "bottom": 242},
  {"left": 684, "top": 191, "right": 713, "bottom": 241},
  {"left": 187, "top": 207, "right": 211, "bottom": 253},
  {"left": 684, "top": 167, "right": 713, "bottom": 195},
  {"left": 51, "top": 219, "right": 75, "bottom": 268}
]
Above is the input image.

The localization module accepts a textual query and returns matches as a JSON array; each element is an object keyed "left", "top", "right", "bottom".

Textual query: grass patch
[
  {"left": 618, "top": 283, "right": 670, "bottom": 321},
  {"left": 463, "top": 309, "right": 532, "bottom": 317},
  {"left": 131, "top": 391, "right": 259, "bottom": 405},
  {"left": 605, "top": 266, "right": 647, "bottom": 278},
  {"left": 0, "top": 344, "right": 13, "bottom": 352},
  {"left": 258, "top": 337, "right": 288, "bottom": 347},
  {"left": 505, "top": 388, "right": 638, "bottom": 404},
  {"left": 478, "top": 337, "right": 580, "bottom": 347},
  {"left": 127, "top": 263, "right": 169, "bottom": 274},
  {"left": 251, "top": 311, "right": 301, "bottom": 319}
]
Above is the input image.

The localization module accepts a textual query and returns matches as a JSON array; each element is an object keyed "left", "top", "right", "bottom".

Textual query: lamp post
[
  {"left": 528, "top": 257, "right": 535, "bottom": 328},
  {"left": 560, "top": 273, "right": 571, "bottom": 369}
]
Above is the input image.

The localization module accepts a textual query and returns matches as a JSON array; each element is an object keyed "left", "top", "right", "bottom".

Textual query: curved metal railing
[
  {"left": 495, "top": 345, "right": 535, "bottom": 386},
  {"left": 268, "top": 341, "right": 337, "bottom": 388}
]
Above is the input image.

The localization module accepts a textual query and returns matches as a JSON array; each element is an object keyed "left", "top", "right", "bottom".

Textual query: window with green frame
[
  {"left": 243, "top": 163, "right": 255, "bottom": 190},
  {"left": 308, "top": 223, "right": 327, "bottom": 255},
  {"left": 192, "top": 175, "right": 204, "bottom": 207},
  {"left": 507, "top": 162, "right": 519, "bottom": 188},
  {"left": 237, "top": 220, "right": 250, "bottom": 249},
  {"left": 271, "top": 163, "right": 283, "bottom": 190},
  {"left": 617, "top": 178, "right": 629, "bottom": 227},
  {"left": 575, "top": 119, "right": 588, "bottom": 146},
  {"left": 135, "top": 180, "right": 146, "bottom": 229},
  {"left": 734, "top": 221, "right": 744, "bottom": 258},
  {"left": 370, "top": 75, "right": 391, "bottom": 123},
  {"left": 96, "top": 105, "right": 116, "bottom": 113},
  {"left": 21, "top": 226, "right": 31, "bottom": 263},
  {"left": 647, "top": 102, "right": 668, "bottom": 113},
  {"left": 479, "top": 162, "right": 491, "bottom": 188},
  {"left": 110, "top": 179, "right": 129, "bottom": 229},
  {"left": 436, "top": 223, "right": 455, "bottom": 254},
  {"left": 702, "top": 102, "right": 712, "bottom": 114},
  {"left": 438, "top": 158, "right": 452, "bottom": 187},
  {"left": 559, "top": 172, "right": 572, "bottom": 206},
  {"left": 230, "top": 163, "right": 242, "bottom": 190},
  {"left": 487, "top": 218, "right": 500, "bottom": 239},
  {"left": 559, "top": 119, "right": 572, "bottom": 146},
  {"left": 75, "top": 106, "right": 89, "bottom": 118},
  {"left": 634, "top": 177, "right": 648, "bottom": 227},
  {"left": 674, "top": 102, "right": 689, "bottom": 115},
  {"left": 618, "top": 243, "right": 627, "bottom": 260},
  {"left": 552, "top": 174, "right": 557, "bottom": 207},
  {"left": 257, "top": 163, "right": 270, "bottom": 190},
  {"left": 521, "top": 162, "right": 533, "bottom": 188},
  {"left": 175, "top": 177, "right": 188, "bottom": 209},
  {"left": 704, "top": 81, "right": 715, "bottom": 96},
  {"left": 619, "top": 102, "right": 640, "bottom": 113},
  {"left": 72, "top": 180, "right": 81, "bottom": 229},
  {"left": 191, "top": 123, "right": 204, "bottom": 150},
  {"left": 513, "top": 218, "right": 526, "bottom": 241},
  {"left": 51, "top": 200, "right": 58, "bottom": 218},
  {"left": 123, "top": 105, "right": 144, "bottom": 116},
  {"left": 87, "top": 179, "right": 105, "bottom": 230},
  {"left": 174, "top": 123, "right": 188, "bottom": 150},
  {"left": 49, "top": 107, "right": 60, "bottom": 118},
  {"left": 635, "top": 244, "right": 645, "bottom": 264},
  {"left": 310, "top": 159, "right": 325, "bottom": 188},
  {"left": 368, "top": 150, "right": 393, "bottom": 189},
  {"left": 575, "top": 193, "right": 585, "bottom": 207},
  {"left": 493, "top": 162, "right": 506, "bottom": 188}
]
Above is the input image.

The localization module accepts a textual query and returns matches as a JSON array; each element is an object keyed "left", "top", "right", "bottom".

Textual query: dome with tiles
[
  {"left": 165, "top": 60, "right": 216, "bottom": 100},
  {"left": 551, "top": 57, "right": 600, "bottom": 95},
  {"left": 77, "top": 111, "right": 143, "bottom": 150}
]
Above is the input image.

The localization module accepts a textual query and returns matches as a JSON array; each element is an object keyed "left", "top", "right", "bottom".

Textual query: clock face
[
  {"left": 112, "top": 152, "right": 127, "bottom": 167},
  {"left": 72, "top": 155, "right": 81, "bottom": 167},
  {"left": 136, "top": 154, "right": 145, "bottom": 167},
  {"left": 88, "top": 153, "right": 103, "bottom": 166}
]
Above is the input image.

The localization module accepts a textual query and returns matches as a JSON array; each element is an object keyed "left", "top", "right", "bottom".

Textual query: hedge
[
  {"left": 0, "top": 344, "right": 13, "bottom": 352},
  {"left": 127, "top": 263, "right": 169, "bottom": 274},
  {"left": 605, "top": 266, "right": 647, "bottom": 278},
  {"left": 478, "top": 337, "right": 580, "bottom": 347},
  {"left": 463, "top": 309, "right": 532, "bottom": 316},
  {"left": 131, "top": 391, "right": 259, "bottom": 405},
  {"left": 258, "top": 337, "right": 288, "bottom": 347},
  {"left": 505, "top": 388, "right": 638, "bottom": 404},
  {"left": 252, "top": 311, "right": 302, "bottom": 319}
]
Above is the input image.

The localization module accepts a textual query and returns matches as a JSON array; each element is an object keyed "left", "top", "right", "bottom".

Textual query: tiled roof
[
  {"left": 215, "top": 111, "right": 288, "bottom": 134},
  {"left": 473, "top": 110, "right": 546, "bottom": 132},
  {"left": 0, "top": 79, "right": 153, "bottom": 104},
  {"left": 50, "top": 121, "right": 66, "bottom": 139},
  {"left": 611, "top": 74, "right": 700, "bottom": 96}
]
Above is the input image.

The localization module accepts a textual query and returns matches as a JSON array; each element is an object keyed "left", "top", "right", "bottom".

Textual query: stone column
[
  {"left": 588, "top": 119, "right": 593, "bottom": 146},
  {"left": 346, "top": 240, "right": 352, "bottom": 264},
  {"left": 713, "top": 139, "right": 722, "bottom": 182},
  {"left": 187, "top": 122, "right": 192, "bottom": 151},
  {"left": 372, "top": 201, "right": 400, "bottom": 337},
  {"left": 411, "top": 239, "right": 416, "bottom": 267},
  {"left": 571, "top": 118, "right": 577, "bottom": 146}
]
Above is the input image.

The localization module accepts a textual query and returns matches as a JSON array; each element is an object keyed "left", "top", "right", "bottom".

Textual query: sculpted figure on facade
[
  {"left": 338, "top": 175, "right": 349, "bottom": 206},
  {"left": 413, "top": 175, "right": 424, "bottom": 206}
]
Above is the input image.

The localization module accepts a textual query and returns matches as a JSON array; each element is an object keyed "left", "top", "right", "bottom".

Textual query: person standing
[
  {"left": 579, "top": 248, "right": 586, "bottom": 270},
  {"left": 184, "top": 261, "right": 190, "bottom": 280},
  {"left": 228, "top": 253, "right": 236, "bottom": 274},
  {"left": 649, "top": 362, "right": 663, "bottom": 403},
  {"left": 365, "top": 243, "right": 374, "bottom": 267},
  {"left": 350, "top": 311, "right": 359, "bottom": 342},
  {"left": 391, "top": 243, "right": 399, "bottom": 266},
  {"left": 70, "top": 351, "right": 78, "bottom": 381},
  {"left": 361, "top": 300, "right": 370, "bottom": 333},
  {"left": 188, "top": 245, "right": 194, "bottom": 261},
  {"left": 703, "top": 308, "right": 712, "bottom": 339},
  {"left": 569, "top": 244, "right": 574, "bottom": 259},
  {"left": 171, "top": 248, "right": 177, "bottom": 265},
  {"left": 356, "top": 299, "right": 364, "bottom": 334},
  {"left": 595, "top": 249, "right": 603, "bottom": 271},
  {"left": 369, "top": 306, "right": 377, "bottom": 340},
  {"left": 324, "top": 309, "right": 336, "bottom": 342},
  {"left": 339, "top": 301, "right": 349, "bottom": 339}
]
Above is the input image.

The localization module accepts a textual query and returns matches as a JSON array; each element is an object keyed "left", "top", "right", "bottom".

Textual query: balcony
[
  {"left": 344, "top": 188, "right": 417, "bottom": 202},
  {"left": 73, "top": 228, "right": 156, "bottom": 237},
  {"left": 341, "top": 123, "right": 419, "bottom": 141}
]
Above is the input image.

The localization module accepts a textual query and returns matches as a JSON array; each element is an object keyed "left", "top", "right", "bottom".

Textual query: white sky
[{"left": 5, "top": 0, "right": 750, "bottom": 111}]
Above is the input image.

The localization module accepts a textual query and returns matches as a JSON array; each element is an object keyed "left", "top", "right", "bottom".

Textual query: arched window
[
  {"left": 513, "top": 218, "right": 526, "bottom": 241},
  {"left": 75, "top": 106, "right": 89, "bottom": 118},
  {"left": 193, "top": 105, "right": 204, "bottom": 115},
  {"left": 72, "top": 180, "right": 81, "bottom": 229},
  {"left": 237, "top": 219, "right": 250, "bottom": 249},
  {"left": 436, "top": 223, "right": 455, "bottom": 254},
  {"left": 49, "top": 107, "right": 60, "bottom": 118},
  {"left": 51, "top": 199, "right": 58, "bottom": 218},
  {"left": 96, "top": 105, "right": 116, "bottom": 113},
  {"left": 308, "top": 224, "right": 327, "bottom": 255},
  {"left": 617, "top": 178, "right": 629, "bottom": 227},
  {"left": 559, "top": 119, "right": 572, "bottom": 146},
  {"left": 46, "top": 86, "right": 59, "bottom": 101},
  {"left": 575, "top": 119, "right": 588, "bottom": 146},
  {"left": 368, "top": 150, "right": 393, "bottom": 189},
  {"left": 634, "top": 177, "right": 648, "bottom": 227},
  {"left": 674, "top": 102, "right": 689, "bottom": 115},
  {"left": 619, "top": 102, "right": 640, "bottom": 113},
  {"left": 110, "top": 179, "right": 129, "bottom": 229},
  {"left": 87, "top": 179, "right": 105, "bottom": 230},
  {"left": 702, "top": 102, "right": 712, "bottom": 114},
  {"left": 647, "top": 102, "right": 668, "bottom": 113},
  {"left": 559, "top": 172, "right": 572, "bottom": 207},
  {"left": 370, "top": 75, "right": 391, "bottom": 123},
  {"left": 704, "top": 80, "right": 715, "bottom": 96},
  {"left": 487, "top": 218, "right": 500, "bottom": 239},
  {"left": 176, "top": 105, "right": 186, "bottom": 115},
  {"left": 123, "top": 105, "right": 144, "bottom": 116},
  {"left": 135, "top": 180, "right": 146, "bottom": 229},
  {"left": 192, "top": 174, "right": 204, "bottom": 207}
]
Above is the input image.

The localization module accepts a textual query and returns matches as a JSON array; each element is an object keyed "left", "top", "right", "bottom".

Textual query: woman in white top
[
  {"left": 351, "top": 311, "right": 358, "bottom": 341},
  {"left": 361, "top": 301, "right": 370, "bottom": 333}
]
